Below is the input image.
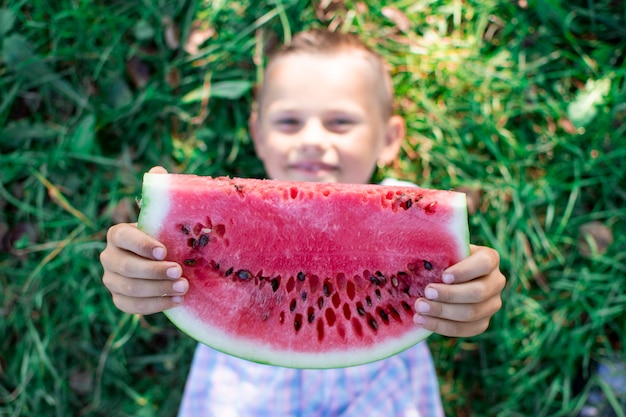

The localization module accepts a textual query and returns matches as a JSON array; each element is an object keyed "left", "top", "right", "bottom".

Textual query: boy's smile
[{"left": 250, "top": 52, "right": 404, "bottom": 184}]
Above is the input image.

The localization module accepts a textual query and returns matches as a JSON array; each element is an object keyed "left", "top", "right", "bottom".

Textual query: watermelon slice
[{"left": 138, "top": 173, "right": 470, "bottom": 368}]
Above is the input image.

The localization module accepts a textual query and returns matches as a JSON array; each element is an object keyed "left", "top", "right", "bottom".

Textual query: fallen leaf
[
  {"left": 163, "top": 17, "right": 180, "bottom": 50},
  {"left": 125, "top": 56, "right": 151, "bottom": 89},
  {"left": 184, "top": 25, "right": 215, "bottom": 55},
  {"left": 578, "top": 221, "right": 613, "bottom": 257}
]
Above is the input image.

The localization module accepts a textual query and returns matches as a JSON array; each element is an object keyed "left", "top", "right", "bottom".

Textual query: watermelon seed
[
  {"left": 307, "top": 306, "right": 315, "bottom": 323},
  {"left": 323, "top": 281, "right": 332, "bottom": 297},
  {"left": 199, "top": 234, "right": 209, "bottom": 246},
  {"left": 391, "top": 276, "right": 399, "bottom": 287},
  {"left": 301, "top": 291, "right": 307, "bottom": 302},
  {"left": 375, "top": 289, "right": 382, "bottom": 300},
  {"left": 225, "top": 267, "right": 233, "bottom": 277},
  {"left": 401, "top": 301, "right": 413, "bottom": 313},
  {"left": 369, "top": 275, "right": 383, "bottom": 286},
  {"left": 377, "top": 307, "right": 389, "bottom": 323},
  {"left": 237, "top": 269, "right": 252, "bottom": 280},
  {"left": 367, "top": 314, "right": 378, "bottom": 332},
  {"left": 356, "top": 302, "right": 366, "bottom": 316},
  {"left": 365, "top": 296, "right": 372, "bottom": 307},
  {"left": 187, "top": 238, "right": 198, "bottom": 248},
  {"left": 388, "top": 305, "right": 402, "bottom": 322},
  {"left": 423, "top": 260, "right": 433, "bottom": 271},
  {"left": 294, "top": 314, "right": 302, "bottom": 332},
  {"left": 290, "top": 299, "right": 297, "bottom": 312},
  {"left": 262, "top": 312, "right": 269, "bottom": 321},
  {"left": 279, "top": 311, "right": 285, "bottom": 324},
  {"left": 181, "top": 224, "right": 190, "bottom": 235},
  {"left": 184, "top": 259, "right": 196, "bottom": 266},
  {"left": 297, "top": 271, "right": 305, "bottom": 281},
  {"left": 271, "top": 278, "right": 280, "bottom": 292},
  {"left": 404, "top": 199, "right": 412, "bottom": 209},
  {"left": 317, "top": 296, "right": 324, "bottom": 309}
]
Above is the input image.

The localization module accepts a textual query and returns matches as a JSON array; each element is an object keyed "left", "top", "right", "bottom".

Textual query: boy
[{"left": 101, "top": 29, "right": 505, "bottom": 416}]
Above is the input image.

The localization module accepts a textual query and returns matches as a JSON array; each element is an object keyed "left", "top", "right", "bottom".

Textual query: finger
[
  {"left": 443, "top": 245, "right": 500, "bottom": 284},
  {"left": 148, "top": 166, "right": 168, "bottom": 174},
  {"left": 423, "top": 271, "right": 505, "bottom": 304},
  {"left": 111, "top": 293, "right": 185, "bottom": 315},
  {"left": 106, "top": 223, "right": 168, "bottom": 261},
  {"left": 103, "top": 270, "right": 188, "bottom": 298},
  {"left": 414, "top": 293, "right": 502, "bottom": 324},
  {"left": 413, "top": 314, "right": 491, "bottom": 338}
]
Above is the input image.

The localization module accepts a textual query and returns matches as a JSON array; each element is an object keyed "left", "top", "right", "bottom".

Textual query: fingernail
[
  {"left": 172, "top": 280, "right": 187, "bottom": 293},
  {"left": 153, "top": 247, "right": 166, "bottom": 260},
  {"left": 416, "top": 301, "right": 430, "bottom": 313},
  {"left": 414, "top": 315, "right": 426, "bottom": 325},
  {"left": 166, "top": 267, "right": 181, "bottom": 279},
  {"left": 172, "top": 295, "right": 183, "bottom": 304},
  {"left": 442, "top": 273, "right": 455, "bottom": 284},
  {"left": 425, "top": 287, "right": 438, "bottom": 300}
]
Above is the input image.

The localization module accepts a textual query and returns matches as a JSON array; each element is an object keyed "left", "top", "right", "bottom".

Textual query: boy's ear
[{"left": 378, "top": 115, "right": 406, "bottom": 165}]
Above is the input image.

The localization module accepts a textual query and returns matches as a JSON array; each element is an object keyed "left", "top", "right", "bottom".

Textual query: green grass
[{"left": 1, "top": 0, "right": 625, "bottom": 416}]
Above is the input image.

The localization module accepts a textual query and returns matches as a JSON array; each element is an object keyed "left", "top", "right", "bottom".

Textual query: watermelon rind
[{"left": 138, "top": 173, "right": 470, "bottom": 369}]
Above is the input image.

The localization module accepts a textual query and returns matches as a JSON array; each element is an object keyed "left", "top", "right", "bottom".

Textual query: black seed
[
  {"left": 377, "top": 307, "right": 389, "bottom": 323},
  {"left": 317, "top": 296, "right": 324, "bottom": 309},
  {"left": 369, "top": 275, "right": 382, "bottom": 286},
  {"left": 271, "top": 278, "right": 280, "bottom": 292},
  {"left": 294, "top": 314, "right": 302, "bottom": 332},
  {"left": 184, "top": 259, "right": 196, "bottom": 266},
  {"left": 323, "top": 282, "right": 331, "bottom": 297},
  {"left": 401, "top": 301, "right": 413, "bottom": 312},
  {"left": 405, "top": 199, "right": 412, "bottom": 209},
  {"left": 181, "top": 224, "right": 190, "bottom": 235},
  {"left": 262, "top": 312, "right": 269, "bottom": 321},
  {"left": 225, "top": 267, "right": 233, "bottom": 276},
  {"left": 368, "top": 317, "right": 378, "bottom": 331},
  {"left": 187, "top": 238, "right": 198, "bottom": 248},
  {"left": 397, "top": 271, "right": 408, "bottom": 277},
  {"left": 301, "top": 291, "right": 308, "bottom": 302},
  {"left": 403, "top": 286, "right": 411, "bottom": 295},
  {"left": 199, "top": 234, "right": 209, "bottom": 246},
  {"left": 308, "top": 312, "right": 315, "bottom": 323},
  {"left": 423, "top": 260, "right": 433, "bottom": 271},
  {"left": 297, "top": 271, "right": 305, "bottom": 281},
  {"left": 237, "top": 270, "right": 252, "bottom": 280},
  {"left": 356, "top": 302, "right": 366, "bottom": 316},
  {"left": 290, "top": 299, "right": 297, "bottom": 312},
  {"left": 366, "top": 296, "right": 372, "bottom": 307},
  {"left": 375, "top": 289, "right": 382, "bottom": 300}
]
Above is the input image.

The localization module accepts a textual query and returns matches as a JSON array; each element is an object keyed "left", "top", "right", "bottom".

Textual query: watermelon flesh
[{"left": 138, "top": 173, "right": 470, "bottom": 368}]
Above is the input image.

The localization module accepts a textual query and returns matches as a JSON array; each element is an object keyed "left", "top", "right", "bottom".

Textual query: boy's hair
[{"left": 259, "top": 28, "right": 394, "bottom": 119}]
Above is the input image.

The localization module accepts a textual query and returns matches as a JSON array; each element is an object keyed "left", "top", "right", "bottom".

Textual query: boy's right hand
[
  {"left": 100, "top": 166, "right": 188, "bottom": 315},
  {"left": 100, "top": 223, "right": 188, "bottom": 314}
]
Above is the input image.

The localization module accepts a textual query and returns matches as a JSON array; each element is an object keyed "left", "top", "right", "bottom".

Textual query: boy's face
[{"left": 251, "top": 52, "right": 404, "bottom": 184}]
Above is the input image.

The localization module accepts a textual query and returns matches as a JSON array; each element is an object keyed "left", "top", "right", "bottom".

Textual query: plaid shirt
[{"left": 178, "top": 342, "right": 444, "bottom": 417}]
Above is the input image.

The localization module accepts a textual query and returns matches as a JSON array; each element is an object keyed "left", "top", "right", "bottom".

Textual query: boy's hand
[
  {"left": 413, "top": 245, "right": 505, "bottom": 337},
  {"left": 100, "top": 166, "right": 188, "bottom": 315}
]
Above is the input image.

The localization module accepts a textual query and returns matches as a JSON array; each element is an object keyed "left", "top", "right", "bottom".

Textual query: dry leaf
[
  {"left": 125, "top": 56, "right": 151, "bottom": 89},
  {"left": 184, "top": 25, "right": 215, "bottom": 55},
  {"left": 163, "top": 17, "right": 180, "bottom": 49},
  {"left": 578, "top": 221, "right": 613, "bottom": 257}
]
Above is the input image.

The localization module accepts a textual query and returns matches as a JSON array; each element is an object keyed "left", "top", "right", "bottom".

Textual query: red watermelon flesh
[{"left": 138, "top": 173, "right": 470, "bottom": 368}]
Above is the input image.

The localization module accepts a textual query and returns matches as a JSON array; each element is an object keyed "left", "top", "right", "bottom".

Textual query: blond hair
[{"left": 259, "top": 29, "right": 394, "bottom": 119}]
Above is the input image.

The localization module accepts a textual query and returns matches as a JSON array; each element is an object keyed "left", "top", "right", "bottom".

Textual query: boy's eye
[
  {"left": 326, "top": 118, "right": 355, "bottom": 131},
  {"left": 275, "top": 118, "right": 301, "bottom": 128}
]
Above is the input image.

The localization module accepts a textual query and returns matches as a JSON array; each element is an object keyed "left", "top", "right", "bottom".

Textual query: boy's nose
[{"left": 298, "top": 119, "right": 331, "bottom": 148}]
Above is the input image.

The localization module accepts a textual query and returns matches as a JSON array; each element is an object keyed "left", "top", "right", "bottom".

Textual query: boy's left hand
[{"left": 413, "top": 245, "right": 505, "bottom": 337}]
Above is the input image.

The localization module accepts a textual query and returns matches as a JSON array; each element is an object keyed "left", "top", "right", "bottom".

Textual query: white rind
[
  {"left": 137, "top": 174, "right": 171, "bottom": 236},
  {"left": 165, "top": 306, "right": 432, "bottom": 369}
]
